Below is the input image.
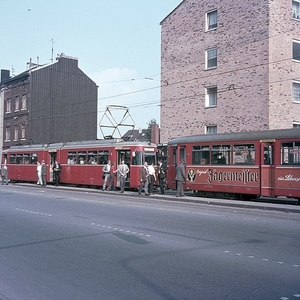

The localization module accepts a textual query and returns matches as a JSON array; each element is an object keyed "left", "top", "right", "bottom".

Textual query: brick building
[
  {"left": 160, "top": 0, "right": 300, "bottom": 142},
  {"left": 0, "top": 54, "right": 98, "bottom": 149}
]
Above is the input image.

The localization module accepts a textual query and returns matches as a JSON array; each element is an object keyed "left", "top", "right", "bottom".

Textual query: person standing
[
  {"left": 36, "top": 161, "right": 43, "bottom": 185},
  {"left": 117, "top": 160, "right": 129, "bottom": 193},
  {"left": 108, "top": 162, "right": 116, "bottom": 191},
  {"left": 138, "top": 162, "right": 149, "bottom": 196},
  {"left": 158, "top": 160, "right": 166, "bottom": 195},
  {"left": 41, "top": 160, "right": 47, "bottom": 186},
  {"left": 102, "top": 160, "right": 111, "bottom": 191},
  {"left": 53, "top": 160, "right": 62, "bottom": 186},
  {"left": 175, "top": 160, "right": 186, "bottom": 197},
  {"left": 1, "top": 164, "right": 8, "bottom": 185},
  {"left": 147, "top": 162, "right": 156, "bottom": 195}
]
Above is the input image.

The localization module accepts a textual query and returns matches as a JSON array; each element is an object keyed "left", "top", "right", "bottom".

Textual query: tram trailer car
[
  {"left": 167, "top": 128, "right": 300, "bottom": 202},
  {"left": 3, "top": 140, "right": 157, "bottom": 189}
]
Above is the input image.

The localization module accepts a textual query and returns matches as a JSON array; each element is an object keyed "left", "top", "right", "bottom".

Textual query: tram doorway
[
  {"left": 260, "top": 142, "right": 275, "bottom": 197},
  {"left": 116, "top": 150, "right": 131, "bottom": 187}
]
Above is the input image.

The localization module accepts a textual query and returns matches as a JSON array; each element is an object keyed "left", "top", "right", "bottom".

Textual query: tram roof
[
  {"left": 168, "top": 128, "right": 300, "bottom": 145},
  {"left": 61, "top": 139, "right": 156, "bottom": 149}
]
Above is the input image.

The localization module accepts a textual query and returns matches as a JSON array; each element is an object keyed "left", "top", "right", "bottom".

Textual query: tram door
[
  {"left": 48, "top": 151, "right": 57, "bottom": 183},
  {"left": 116, "top": 150, "right": 131, "bottom": 187},
  {"left": 260, "top": 142, "right": 275, "bottom": 196},
  {"left": 168, "top": 145, "right": 186, "bottom": 189}
]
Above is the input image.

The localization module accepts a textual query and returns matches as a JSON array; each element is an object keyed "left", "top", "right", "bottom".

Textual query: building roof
[{"left": 122, "top": 128, "right": 150, "bottom": 142}]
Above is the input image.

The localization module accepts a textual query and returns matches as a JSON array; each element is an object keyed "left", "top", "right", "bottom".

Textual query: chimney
[
  {"left": 151, "top": 124, "right": 159, "bottom": 144},
  {"left": 1, "top": 69, "right": 10, "bottom": 82}
]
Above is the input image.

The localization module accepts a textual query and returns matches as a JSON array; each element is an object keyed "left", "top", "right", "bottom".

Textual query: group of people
[
  {"left": 101, "top": 159, "right": 167, "bottom": 195},
  {"left": 102, "top": 160, "right": 129, "bottom": 193},
  {"left": 36, "top": 160, "right": 47, "bottom": 186}
]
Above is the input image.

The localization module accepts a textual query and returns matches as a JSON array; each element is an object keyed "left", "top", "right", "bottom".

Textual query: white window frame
[
  {"left": 205, "top": 125, "right": 217, "bottom": 134},
  {"left": 6, "top": 99, "right": 11, "bottom": 113},
  {"left": 293, "top": 0, "right": 300, "bottom": 20},
  {"left": 293, "top": 40, "right": 300, "bottom": 61},
  {"left": 206, "top": 48, "right": 217, "bottom": 69},
  {"left": 5, "top": 127, "right": 10, "bottom": 141},
  {"left": 14, "top": 125, "right": 19, "bottom": 141},
  {"left": 206, "top": 10, "right": 218, "bottom": 31},
  {"left": 293, "top": 81, "right": 300, "bottom": 102},
  {"left": 293, "top": 122, "right": 300, "bottom": 127},
  {"left": 21, "top": 124, "right": 26, "bottom": 140},
  {"left": 21, "top": 94, "right": 27, "bottom": 110},
  {"left": 205, "top": 86, "right": 217, "bottom": 107},
  {"left": 15, "top": 95, "right": 19, "bottom": 111}
]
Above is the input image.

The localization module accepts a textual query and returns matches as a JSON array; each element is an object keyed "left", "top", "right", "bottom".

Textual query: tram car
[
  {"left": 167, "top": 128, "right": 300, "bottom": 201},
  {"left": 2, "top": 139, "right": 157, "bottom": 189}
]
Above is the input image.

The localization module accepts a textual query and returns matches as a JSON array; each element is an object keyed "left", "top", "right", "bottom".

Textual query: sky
[{"left": 0, "top": 0, "right": 183, "bottom": 138}]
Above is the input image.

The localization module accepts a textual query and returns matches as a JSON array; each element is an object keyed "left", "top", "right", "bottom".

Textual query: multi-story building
[
  {"left": 160, "top": 0, "right": 300, "bottom": 142},
  {"left": 0, "top": 54, "right": 98, "bottom": 149}
]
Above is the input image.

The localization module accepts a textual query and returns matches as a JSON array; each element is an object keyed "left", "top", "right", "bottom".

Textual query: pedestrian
[
  {"left": 53, "top": 160, "right": 62, "bottom": 186},
  {"left": 102, "top": 160, "right": 111, "bottom": 191},
  {"left": 1, "top": 164, "right": 8, "bottom": 185},
  {"left": 117, "top": 160, "right": 129, "bottom": 193},
  {"left": 107, "top": 162, "right": 116, "bottom": 191},
  {"left": 158, "top": 160, "right": 166, "bottom": 194},
  {"left": 36, "top": 161, "right": 43, "bottom": 185},
  {"left": 147, "top": 162, "right": 156, "bottom": 194},
  {"left": 175, "top": 160, "right": 186, "bottom": 197},
  {"left": 138, "top": 161, "right": 149, "bottom": 196},
  {"left": 41, "top": 160, "right": 47, "bottom": 186}
]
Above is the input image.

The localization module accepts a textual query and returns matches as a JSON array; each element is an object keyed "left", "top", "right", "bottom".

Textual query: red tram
[
  {"left": 167, "top": 128, "right": 300, "bottom": 201},
  {"left": 2, "top": 139, "right": 157, "bottom": 189}
]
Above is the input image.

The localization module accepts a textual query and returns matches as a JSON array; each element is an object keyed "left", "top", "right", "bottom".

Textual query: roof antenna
[{"left": 50, "top": 39, "right": 55, "bottom": 62}]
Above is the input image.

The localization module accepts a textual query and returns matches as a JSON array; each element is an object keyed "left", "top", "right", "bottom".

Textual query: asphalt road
[{"left": 1, "top": 184, "right": 299, "bottom": 300}]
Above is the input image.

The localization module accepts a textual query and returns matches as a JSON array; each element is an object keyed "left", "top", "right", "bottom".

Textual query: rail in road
[{"left": 7, "top": 182, "right": 300, "bottom": 214}]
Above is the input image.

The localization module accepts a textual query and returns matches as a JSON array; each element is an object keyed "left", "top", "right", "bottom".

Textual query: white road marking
[{"left": 91, "top": 223, "right": 151, "bottom": 237}]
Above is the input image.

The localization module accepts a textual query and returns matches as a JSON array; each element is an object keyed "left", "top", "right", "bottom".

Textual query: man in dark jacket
[
  {"left": 175, "top": 160, "right": 186, "bottom": 197},
  {"left": 158, "top": 160, "right": 166, "bottom": 194},
  {"left": 53, "top": 160, "right": 62, "bottom": 186}
]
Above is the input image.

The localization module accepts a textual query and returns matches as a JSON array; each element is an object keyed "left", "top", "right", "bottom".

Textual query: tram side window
[
  {"left": 233, "top": 144, "right": 255, "bottom": 165},
  {"left": 31, "top": 153, "right": 38, "bottom": 164},
  {"left": 78, "top": 151, "right": 87, "bottom": 164},
  {"left": 98, "top": 150, "right": 109, "bottom": 164},
  {"left": 9, "top": 154, "right": 17, "bottom": 164},
  {"left": 281, "top": 142, "right": 300, "bottom": 164},
  {"left": 212, "top": 145, "right": 230, "bottom": 165},
  {"left": 87, "top": 151, "right": 98, "bottom": 164},
  {"left": 192, "top": 146, "right": 210, "bottom": 164},
  {"left": 67, "top": 152, "right": 77, "bottom": 164}
]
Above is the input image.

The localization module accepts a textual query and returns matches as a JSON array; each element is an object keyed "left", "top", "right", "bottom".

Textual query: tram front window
[
  {"left": 132, "top": 151, "right": 143, "bottom": 165},
  {"left": 144, "top": 153, "right": 156, "bottom": 165}
]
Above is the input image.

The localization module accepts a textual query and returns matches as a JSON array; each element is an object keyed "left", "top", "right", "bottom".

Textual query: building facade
[
  {"left": 0, "top": 54, "right": 98, "bottom": 149},
  {"left": 160, "top": 0, "right": 300, "bottom": 142}
]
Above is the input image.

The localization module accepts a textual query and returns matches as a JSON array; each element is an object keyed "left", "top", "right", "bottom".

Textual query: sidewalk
[{"left": 13, "top": 182, "right": 300, "bottom": 214}]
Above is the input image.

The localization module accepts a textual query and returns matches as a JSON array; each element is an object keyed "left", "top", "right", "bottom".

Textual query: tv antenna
[{"left": 50, "top": 39, "right": 55, "bottom": 62}]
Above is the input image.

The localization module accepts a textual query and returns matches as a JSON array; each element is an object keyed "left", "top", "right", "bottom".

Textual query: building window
[
  {"left": 15, "top": 96, "right": 20, "bottom": 111},
  {"left": 21, "top": 124, "right": 26, "bottom": 139},
  {"left": 206, "top": 10, "right": 217, "bottom": 30},
  {"left": 293, "top": 81, "right": 300, "bottom": 102},
  {"left": 205, "top": 125, "right": 217, "bottom": 134},
  {"left": 14, "top": 126, "right": 19, "bottom": 141},
  {"left": 293, "top": 0, "right": 300, "bottom": 20},
  {"left": 21, "top": 94, "right": 27, "bottom": 110},
  {"left": 5, "top": 127, "right": 10, "bottom": 141},
  {"left": 205, "top": 86, "right": 217, "bottom": 107},
  {"left": 293, "top": 122, "right": 300, "bottom": 127},
  {"left": 293, "top": 40, "right": 300, "bottom": 61},
  {"left": 206, "top": 48, "right": 217, "bottom": 69},
  {"left": 6, "top": 99, "right": 11, "bottom": 113}
]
